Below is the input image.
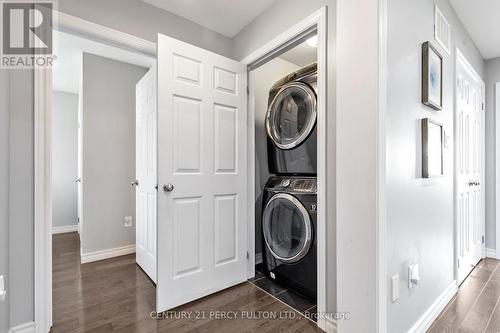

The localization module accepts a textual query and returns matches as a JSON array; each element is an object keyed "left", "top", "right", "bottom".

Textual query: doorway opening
[
  {"left": 50, "top": 28, "right": 157, "bottom": 327},
  {"left": 248, "top": 32, "right": 319, "bottom": 321}
]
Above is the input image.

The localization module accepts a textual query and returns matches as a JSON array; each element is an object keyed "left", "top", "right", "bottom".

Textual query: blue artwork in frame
[{"left": 422, "top": 41, "right": 443, "bottom": 110}]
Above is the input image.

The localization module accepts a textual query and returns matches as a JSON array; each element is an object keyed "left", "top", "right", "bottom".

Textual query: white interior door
[
  {"left": 135, "top": 64, "right": 158, "bottom": 283},
  {"left": 77, "top": 83, "right": 83, "bottom": 234},
  {"left": 456, "top": 55, "right": 484, "bottom": 284},
  {"left": 156, "top": 34, "right": 248, "bottom": 312}
]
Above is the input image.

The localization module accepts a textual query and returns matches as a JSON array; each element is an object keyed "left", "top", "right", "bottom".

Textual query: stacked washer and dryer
[{"left": 261, "top": 62, "right": 318, "bottom": 302}]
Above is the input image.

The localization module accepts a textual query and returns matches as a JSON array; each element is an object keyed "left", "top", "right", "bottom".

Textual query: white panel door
[
  {"left": 135, "top": 64, "right": 158, "bottom": 283},
  {"left": 456, "top": 57, "right": 484, "bottom": 285},
  {"left": 77, "top": 84, "right": 83, "bottom": 234},
  {"left": 157, "top": 34, "right": 247, "bottom": 312}
]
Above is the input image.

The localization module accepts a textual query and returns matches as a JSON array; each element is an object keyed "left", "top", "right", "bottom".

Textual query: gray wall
[
  {"left": 52, "top": 91, "right": 79, "bottom": 229},
  {"left": 8, "top": 70, "right": 34, "bottom": 329},
  {"left": 386, "top": 0, "right": 484, "bottom": 332},
  {"left": 252, "top": 57, "right": 299, "bottom": 258},
  {"left": 485, "top": 57, "right": 500, "bottom": 250},
  {"left": 58, "top": 0, "right": 233, "bottom": 58},
  {"left": 0, "top": 69, "right": 10, "bottom": 333},
  {"left": 81, "top": 53, "right": 147, "bottom": 254}
]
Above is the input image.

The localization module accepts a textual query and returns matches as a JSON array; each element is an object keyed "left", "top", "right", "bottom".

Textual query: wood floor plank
[
  {"left": 458, "top": 265, "right": 500, "bottom": 332},
  {"left": 52, "top": 232, "right": 321, "bottom": 333},
  {"left": 428, "top": 258, "right": 500, "bottom": 333}
]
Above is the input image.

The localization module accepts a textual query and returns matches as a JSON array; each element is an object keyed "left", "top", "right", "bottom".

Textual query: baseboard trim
[
  {"left": 325, "top": 317, "right": 336, "bottom": 333},
  {"left": 81, "top": 244, "right": 136, "bottom": 264},
  {"left": 52, "top": 224, "right": 78, "bottom": 234},
  {"left": 408, "top": 280, "right": 457, "bottom": 333},
  {"left": 255, "top": 252, "right": 263, "bottom": 265},
  {"left": 486, "top": 248, "right": 496, "bottom": 259},
  {"left": 9, "top": 321, "right": 35, "bottom": 333}
]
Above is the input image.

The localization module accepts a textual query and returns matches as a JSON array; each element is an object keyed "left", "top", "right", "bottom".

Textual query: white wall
[
  {"left": 252, "top": 58, "right": 299, "bottom": 257},
  {"left": 0, "top": 69, "right": 10, "bottom": 333},
  {"left": 386, "top": 0, "right": 484, "bottom": 332},
  {"left": 58, "top": 0, "right": 233, "bottom": 58},
  {"left": 52, "top": 91, "right": 79, "bottom": 229},
  {"left": 335, "top": 0, "right": 380, "bottom": 330},
  {"left": 485, "top": 57, "right": 500, "bottom": 250},
  {"left": 81, "top": 53, "right": 147, "bottom": 254}
]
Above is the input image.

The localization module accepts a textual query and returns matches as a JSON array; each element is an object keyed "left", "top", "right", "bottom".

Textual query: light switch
[{"left": 391, "top": 275, "right": 399, "bottom": 302}]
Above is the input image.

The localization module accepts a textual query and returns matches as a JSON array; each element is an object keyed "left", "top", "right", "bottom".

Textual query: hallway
[
  {"left": 51, "top": 233, "right": 322, "bottom": 332},
  {"left": 428, "top": 258, "right": 500, "bottom": 332}
]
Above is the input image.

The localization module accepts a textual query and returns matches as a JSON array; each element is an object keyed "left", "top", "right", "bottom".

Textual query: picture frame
[
  {"left": 421, "top": 118, "right": 444, "bottom": 178},
  {"left": 422, "top": 41, "right": 443, "bottom": 110}
]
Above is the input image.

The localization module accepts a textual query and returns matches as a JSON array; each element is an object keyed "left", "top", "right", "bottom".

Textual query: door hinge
[
  {"left": 246, "top": 85, "right": 249, "bottom": 95},
  {"left": 482, "top": 103, "right": 485, "bottom": 111},
  {"left": 457, "top": 259, "right": 460, "bottom": 268},
  {"left": 246, "top": 251, "right": 249, "bottom": 260},
  {"left": 155, "top": 184, "right": 158, "bottom": 191},
  {"left": 482, "top": 235, "right": 485, "bottom": 244}
]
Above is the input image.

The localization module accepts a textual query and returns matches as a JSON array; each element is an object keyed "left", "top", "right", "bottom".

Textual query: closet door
[{"left": 156, "top": 34, "right": 248, "bottom": 312}]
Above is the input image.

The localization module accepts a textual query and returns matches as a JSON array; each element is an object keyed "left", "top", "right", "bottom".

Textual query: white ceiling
[
  {"left": 279, "top": 38, "right": 318, "bottom": 67},
  {"left": 53, "top": 31, "right": 154, "bottom": 94},
  {"left": 450, "top": 0, "right": 500, "bottom": 60},
  {"left": 141, "top": 0, "right": 277, "bottom": 37}
]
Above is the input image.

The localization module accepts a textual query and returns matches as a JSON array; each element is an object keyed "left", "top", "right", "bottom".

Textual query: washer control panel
[
  {"left": 293, "top": 179, "right": 316, "bottom": 192},
  {"left": 281, "top": 179, "right": 292, "bottom": 188},
  {"left": 274, "top": 177, "right": 316, "bottom": 192}
]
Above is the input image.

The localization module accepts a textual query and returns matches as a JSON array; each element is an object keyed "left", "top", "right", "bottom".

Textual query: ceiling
[
  {"left": 450, "top": 0, "right": 500, "bottom": 60},
  {"left": 279, "top": 37, "right": 318, "bottom": 67},
  {"left": 141, "top": 0, "right": 277, "bottom": 37},
  {"left": 53, "top": 31, "right": 154, "bottom": 94}
]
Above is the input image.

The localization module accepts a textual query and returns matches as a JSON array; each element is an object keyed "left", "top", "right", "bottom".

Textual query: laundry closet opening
[{"left": 248, "top": 30, "right": 320, "bottom": 320}]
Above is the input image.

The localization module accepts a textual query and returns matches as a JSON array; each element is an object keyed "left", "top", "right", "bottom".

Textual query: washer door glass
[
  {"left": 266, "top": 82, "right": 317, "bottom": 150},
  {"left": 263, "top": 193, "right": 312, "bottom": 263}
]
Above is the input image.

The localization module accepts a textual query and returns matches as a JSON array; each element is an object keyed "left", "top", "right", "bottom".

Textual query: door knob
[
  {"left": 131, "top": 180, "right": 139, "bottom": 187},
  {"left": 163, "top": 183, "right": 174, "bottom": 192}
]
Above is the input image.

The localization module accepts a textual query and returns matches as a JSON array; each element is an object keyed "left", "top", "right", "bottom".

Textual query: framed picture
[
  {"left": 422, "top": 41, "right": 443, "bottom": 110},
  {"left": 421, "top": 118, "right": 444, "bottom": 178}
]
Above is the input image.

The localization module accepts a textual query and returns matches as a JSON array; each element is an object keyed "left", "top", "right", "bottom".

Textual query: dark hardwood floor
[
  {"left": 52, "top": 232, "right": 322, "bottom": 333},
  {"left": 428, "top": 258, "right": 500, "bottom": 333}
]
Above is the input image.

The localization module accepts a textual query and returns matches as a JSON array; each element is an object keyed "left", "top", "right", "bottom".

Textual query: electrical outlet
[
  {"left": 0, "top": 275, "right": 6, "bottom": 302},
  {"left": 409, "top": 264, "right": 420, "bottom": 289},
  {"left": 124, "top": 216, "right": 133, "bottom": 227}
]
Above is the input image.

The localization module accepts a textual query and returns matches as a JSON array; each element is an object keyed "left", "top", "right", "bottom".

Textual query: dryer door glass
[
  {"left": 263, "top": 193, "right": 312, "bottom": 263},
  {"left": 266, "top": 82, "right": 316, "bottom": 150}
]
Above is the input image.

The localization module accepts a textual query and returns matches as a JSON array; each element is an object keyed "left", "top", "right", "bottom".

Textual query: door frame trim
[
  {"left": 495, "top": 82, "right": 500, "bottom": 259},
  {"left": 34, "top": 11, "right": 156, "bottom": 332},
  {"left": 454, "top": 48, "right": 486, "bottom": 283},
  {"left": 241, "top": 7, "right": 328, "bottom": 331}
]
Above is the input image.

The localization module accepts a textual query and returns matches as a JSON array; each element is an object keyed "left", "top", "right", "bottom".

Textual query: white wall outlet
[
  {"left": 0, "top": 275, "right": 6, "bottom": 302},
  {"left": 409, "top": 264, "right": 420, "bottom": 289},
  {"left": 124, "top": 216, "right": 133, "bottom": 227},
  {"left": 391, "top": 275, "right": 399, "bottom": 302}
]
